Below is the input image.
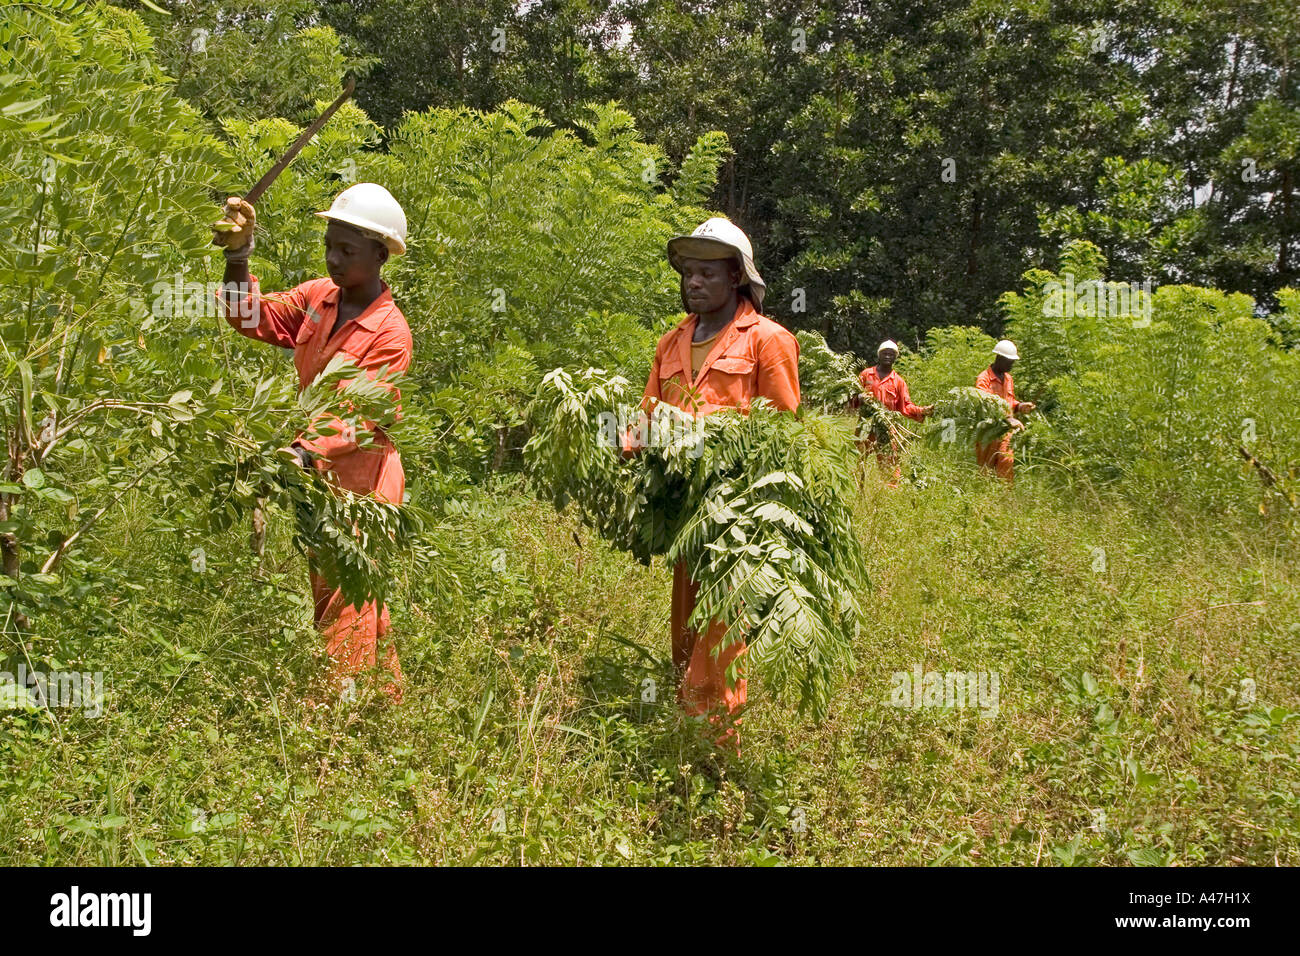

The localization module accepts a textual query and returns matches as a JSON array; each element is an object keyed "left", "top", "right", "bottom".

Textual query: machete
[{"left": 213, "top": 75, "right": 355, "bottom": 236}]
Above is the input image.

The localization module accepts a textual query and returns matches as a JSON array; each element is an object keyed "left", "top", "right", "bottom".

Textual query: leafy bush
[
  {"left": 142, "top": 0, "right": 372, "bottom": 124},
  {"left": 894, "top": 326, "right": 996, "bottom": 405},
  {"left": 0, "top": 0, "right": 233, "bottom": 626},
  {"left": 1000, "top": 242, "right": 1300, "bottom": 518}
]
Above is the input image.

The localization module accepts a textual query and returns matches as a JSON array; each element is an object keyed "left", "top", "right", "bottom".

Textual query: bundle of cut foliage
[
  {"left": 198, "top": 356, "right": 440, "bottom": 611},
  {"left": 858, "top": 393, "right": 915, "bottom": 448},
  {"left": 927, "top": 386, "right": 1015, "bottom": 448},
  {"left": 525, "top": 367, "right": 868, "bottom": 717},
  {"left": 794, "top": 332, "right": 913, "bottom": 448}
]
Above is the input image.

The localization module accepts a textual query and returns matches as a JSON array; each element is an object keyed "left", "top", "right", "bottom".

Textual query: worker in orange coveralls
[
  {"left": 854, "top": 339, "right": 933, "bottom": 486},
  {"left": 213, "top": 183, "right": 413, "bottom": 702},
  {"left": 974, "top": 339, "right": 1036, "bottom": 483},
  {"left": 628, "top": 217, "right": 800, "bottom": 748}
]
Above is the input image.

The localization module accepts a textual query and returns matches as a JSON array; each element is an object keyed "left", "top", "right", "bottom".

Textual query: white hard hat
[
  {"left": 316, "top": 182, "right": 407, "bottom": 255},
  {"left": 878, "top": 339, "right": 900, "bottom": 354},
  {"left": 993, "top": 339, "right": 1020, "bottom": 360},
  {"left": 667, "top": 217, "right": 766, "bottom": 310}
]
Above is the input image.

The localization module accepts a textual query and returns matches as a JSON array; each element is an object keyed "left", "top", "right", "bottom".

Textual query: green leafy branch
[{"left": 525, "top": 367, "right": 869, "bottom": 718}]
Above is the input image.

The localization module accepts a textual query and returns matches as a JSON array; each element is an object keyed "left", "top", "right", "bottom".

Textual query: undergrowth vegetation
[{"left": 3, "top": 469, "right": 1296, "bottom": 865}]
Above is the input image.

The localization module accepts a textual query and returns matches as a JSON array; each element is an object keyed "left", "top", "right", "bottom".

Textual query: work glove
[
  {"left": 1017, "top": 401, "right": 1036, "bottom": 415},
  {"left": 212, "top": 196, "right": 256, "bottom": 252}
]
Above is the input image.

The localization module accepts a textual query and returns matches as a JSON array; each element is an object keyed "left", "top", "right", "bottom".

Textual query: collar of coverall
[
  {"left": 674, "top": 297, "right": 761, "bottom": 336},
  {"left": 318, "top": 280, "right": 395, "bottom": 331}
]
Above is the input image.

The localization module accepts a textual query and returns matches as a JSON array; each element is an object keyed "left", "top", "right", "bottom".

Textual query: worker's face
[
  {"left": 325, "top": 221, "right": 387, "bottom": 289},
  {"left": 680, "top": 258, "right": 740, "bottom": 315},
  {"left": 993, "top": 354, "right": 1015, "bottom": 374},
  {"left": 877, "top": 348, "right": 898, "bottom": 370}
]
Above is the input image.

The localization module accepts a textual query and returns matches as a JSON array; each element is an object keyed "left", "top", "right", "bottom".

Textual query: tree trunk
[
  {"left": 3, "top": 428, "right": 31, "bottom": 633},
  {"left": 1280, "top": 166, "right": 1293, "bottom": 277},
  {"left": 491, "top": 425, "right": 508, "bottom": 472}
]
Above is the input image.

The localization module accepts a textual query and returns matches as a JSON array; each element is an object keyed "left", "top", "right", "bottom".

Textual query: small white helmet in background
[{"left": 993, "top": 339, "right": 1020, "bottom": 360}]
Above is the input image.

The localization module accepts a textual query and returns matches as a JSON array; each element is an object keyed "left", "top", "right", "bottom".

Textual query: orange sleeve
[
  {"left": 641, "top": 343, "right": 663, "bottom": 409},
  {"left": 897, "top": 375, "right": 925, "bottom": 421},
  {"left": 297, "top": 322, "right": 413, "bottom": 462},
  {"left": 756, "top": 328, "right": 800, "bottom": 412},
  {"left": 221, "top": 276, "right": 313, "bottom": 350}
]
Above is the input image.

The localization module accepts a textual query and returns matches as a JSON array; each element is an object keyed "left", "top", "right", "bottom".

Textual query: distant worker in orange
[
  {"left": 855, "top": 339, "right": 933, "bottom": 486},
  {"left": 974, "top": 339, "right": 1035, "bottom": 483},
  {"left": 213, "top": 183, "right": 413, "bottom": 703},
  {"left": 629, "top": 217, "right": 800, "bottom": 748}
]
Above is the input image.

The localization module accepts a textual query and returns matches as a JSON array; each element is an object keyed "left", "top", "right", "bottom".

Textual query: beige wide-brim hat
[{"left": 667, "top": 217, "right": 766, "bottom": 310}]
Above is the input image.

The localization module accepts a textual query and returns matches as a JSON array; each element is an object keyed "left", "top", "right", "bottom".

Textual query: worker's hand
[
  {"left": 1018, "top": 401, "right": 1036, "bottom": 415},
  {"left": 212, "top": 196, "right": 256, "bottom": 250},
  {"left": 920, "top": 404, "right": 936, "bottom": 417},
  {"left": 1007, "top": 417, "right": 1025, "bottom": 432},
  {"left": 621, "top": 411, "right": 652, "bottom": 458},
  {"left": 621, "top": 429, "right": 646, "bottom": 459},
  {"left": 279, "top": 445, "right": 314, "bottom": 470}
]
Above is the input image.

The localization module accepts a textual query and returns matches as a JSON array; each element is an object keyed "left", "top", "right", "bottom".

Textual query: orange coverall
[
  {"left": 858, "top": 366, "right": 926, "bottom": 485},
  {"left": 974, "top": 366, "right": 1022, "bottom": 483},
  {"left": 224, "top": 276, "right": 413, "bottom": 699},
  {"left": 639, "top": 298, "right": 801, "bottom": 738}
]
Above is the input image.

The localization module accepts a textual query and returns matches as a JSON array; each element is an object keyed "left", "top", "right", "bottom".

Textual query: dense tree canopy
[{"left": 180, "top": 0, "right": 1299, "bottom": 355}]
